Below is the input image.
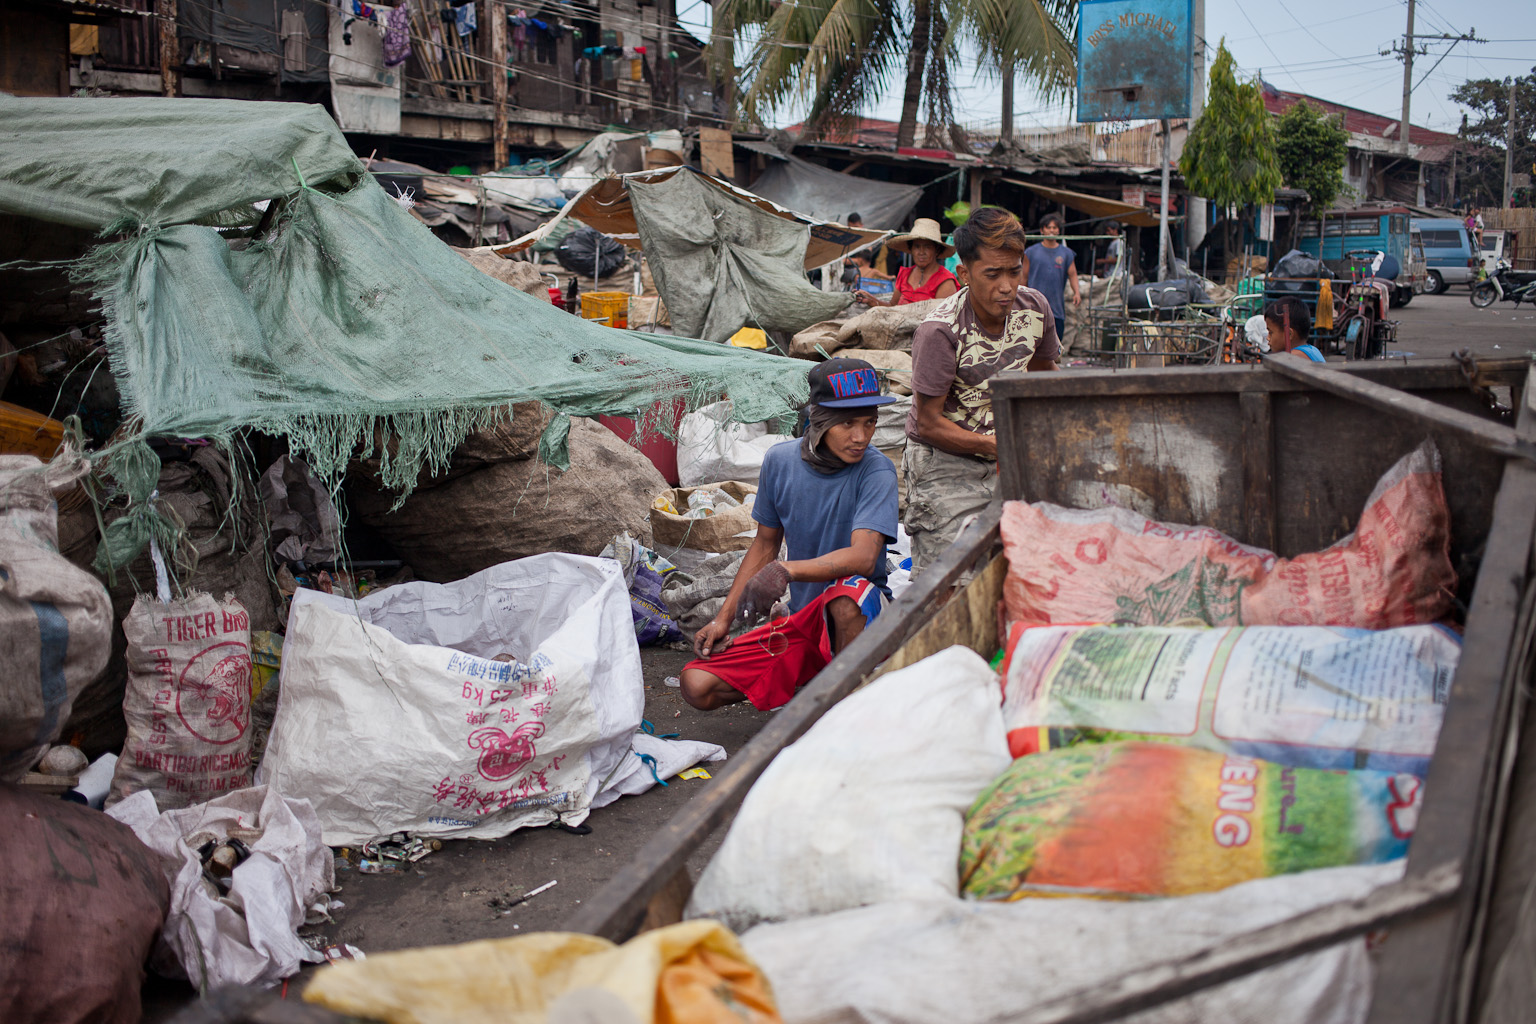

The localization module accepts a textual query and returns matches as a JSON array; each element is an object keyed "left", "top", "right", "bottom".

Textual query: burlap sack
[
  {"left": 347, "top": 417, "right": 665, "bottom": 583},
  {"left": 0, "top": 784, "right": 169, "bottom": 1024},
  {"left": 651, "top": 481, "right": 759, "bottom": 552},
  {"left": 108, "top": 591, "right": 254, "bottom": 810},
  {"left": 838, "top": 348, "right": 914, "bottom": 395},
  {"left": 789, "top": 298, "right": 944, "bottom": 359},
  {"left": 0, "top": 452, "right": 112, "bottom": 783}
]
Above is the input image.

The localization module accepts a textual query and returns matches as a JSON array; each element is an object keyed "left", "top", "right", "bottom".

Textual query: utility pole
[
  {"left": 490, "top": 1, "right": 508, "bottom": 170},
  {"left": 1400, "top": 0, "right": 1415, "bottom": 153},
  {"left": 1000, "top": 59, "right": 1014, "bottom": 149},
  {"left": 1506, "top": 77, "right": 1518, "bottom": 208},
  {"left": 1158, "top": 118, "right": 1172, "bottom": 283},
  {"left": 1187, "top": 0, "right": 1206, "bottom": 253}
]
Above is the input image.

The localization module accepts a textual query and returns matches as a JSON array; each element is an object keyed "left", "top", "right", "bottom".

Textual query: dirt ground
[{"left": 142, "top": 644, "right": 774, "bottom": 1020}]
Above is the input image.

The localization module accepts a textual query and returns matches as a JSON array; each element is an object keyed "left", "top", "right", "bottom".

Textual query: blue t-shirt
[
  {"left": 753, "top": 440, "right": 898, "bottom": 611},
  {"left": 1025, "top": 242, "right": 1075, "bottom": 320}
]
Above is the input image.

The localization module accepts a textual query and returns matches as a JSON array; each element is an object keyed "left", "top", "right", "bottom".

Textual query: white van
[{"left": 1480, "top": 230, "right": 1508, "bottom": 276}]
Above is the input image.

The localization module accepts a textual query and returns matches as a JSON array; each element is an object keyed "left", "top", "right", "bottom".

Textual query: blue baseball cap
[{"left": 808, "top": 357, "right": 897, "bottom": 408}]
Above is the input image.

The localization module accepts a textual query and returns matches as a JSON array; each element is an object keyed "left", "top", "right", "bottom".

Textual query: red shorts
[{"left": 685, "top": 577, "right": 884, "bottom": 710}]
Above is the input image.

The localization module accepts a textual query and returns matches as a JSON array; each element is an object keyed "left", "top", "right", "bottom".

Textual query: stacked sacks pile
[
  {"left": 1, "top": 452, "right": 171, "bottom": 1024},
  {"left": 999, "top": 440, "right": 1455, "bottom": 630},
  {"left": 675, "top": 444, "right": 1465, "bottom": 1023},
  {"left": 681, "top": 645, "right": 1409, "bottom": 1024},
  {"left": 59, "top": 444, "right": 279, "bottom": 758},
  {"left": 789, "top": 298, "right": 944, "bottom": 359},
  {"left": 348, "top": 412, "right": 666, "bottom": 584}
]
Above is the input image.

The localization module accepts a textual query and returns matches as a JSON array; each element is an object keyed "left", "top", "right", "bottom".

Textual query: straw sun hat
[{"left": 886, "top": 218, "right": 956, "bottom": 258}]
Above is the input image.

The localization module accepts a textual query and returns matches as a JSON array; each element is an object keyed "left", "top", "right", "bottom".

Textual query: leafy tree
[
  {"left": 1275, "top": 99, "right": 1348, "bottom": 212},
  {"left": 712, "top": 0, "right": 1075, "bottom": 149},
  {"left": 1180, "top": 41, "right": 1282, "bottom": 260},
  {"left": 1450, "top": 67, "right": 1535, "bottom": 207}
]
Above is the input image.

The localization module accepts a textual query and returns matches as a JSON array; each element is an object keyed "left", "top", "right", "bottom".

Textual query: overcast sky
[{"left": 675, "top": 0, "right": 1536, "bottom": 136}]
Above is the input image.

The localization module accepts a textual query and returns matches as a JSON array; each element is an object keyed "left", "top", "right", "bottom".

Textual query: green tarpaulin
[{"left": 0, "top": 95, "right": 813, "bottom": 569}]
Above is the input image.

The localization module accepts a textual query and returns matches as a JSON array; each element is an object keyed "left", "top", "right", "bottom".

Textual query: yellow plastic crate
[{"left": 580, "top": 291, "right": 630, "bottom": 329}]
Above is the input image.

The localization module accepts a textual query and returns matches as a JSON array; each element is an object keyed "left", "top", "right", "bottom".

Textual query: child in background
[{"left": 1264, "top": 297, "right": 1324, "bottom": 362}]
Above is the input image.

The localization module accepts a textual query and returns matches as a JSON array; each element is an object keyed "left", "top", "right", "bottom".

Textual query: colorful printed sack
[
  {"left": 1000, "top": 622, "right": 1459, "bottom": 774},
  {"left": 960, "top": 742, "right": 1420, "bottom": 900},
  {"left": 1000, "top": 440, "right": 1455, "bottom": 630}
]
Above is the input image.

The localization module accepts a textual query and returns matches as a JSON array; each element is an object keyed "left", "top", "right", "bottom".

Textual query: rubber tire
[
  {"left": 1425, "top": 270, "right": 1445, "bottom": 295},
  {"left": 1394, "top": 287, "right": 1413, "bottom": 308},
  {"left": 1471, "top": 282, "right": 1498, "bottom": 308}
]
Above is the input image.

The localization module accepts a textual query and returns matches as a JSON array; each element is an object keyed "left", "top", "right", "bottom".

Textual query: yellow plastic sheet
[
  {"left": 303, "top": 920, "right": 780, "bottom": 1024},
  {"left": 729, "top": 327, "right": 768, "bottom": 350}
]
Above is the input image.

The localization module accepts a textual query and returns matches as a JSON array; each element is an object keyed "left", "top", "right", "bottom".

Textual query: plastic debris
[{"left": 679, "top": 767, "right": 712, "bottom": 781}]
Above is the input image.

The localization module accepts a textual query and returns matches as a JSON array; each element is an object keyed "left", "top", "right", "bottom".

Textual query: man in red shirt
[{"left": 904, "top": 208, "right": 1060, "bottom": 572}]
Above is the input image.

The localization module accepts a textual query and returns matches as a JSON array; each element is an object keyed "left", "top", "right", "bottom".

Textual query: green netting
[
  {"left": 0, "top": 97, "right": 813, "bottom": 570},
  {"left": 0, "top": 95, "right": 365, "bottom": 230}
]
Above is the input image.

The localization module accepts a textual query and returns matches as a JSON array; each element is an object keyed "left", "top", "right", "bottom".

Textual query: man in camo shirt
[{"left": 904, "top": 208, "right": 1060, "bottom": 572}]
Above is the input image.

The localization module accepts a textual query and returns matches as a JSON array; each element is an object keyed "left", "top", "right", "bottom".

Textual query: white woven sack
[
  {"left": 259, "top": 554, "right": 642, "bottom": 845},
  {"left": 686, "top": 645, "right": 1010, "bottom": 931}
]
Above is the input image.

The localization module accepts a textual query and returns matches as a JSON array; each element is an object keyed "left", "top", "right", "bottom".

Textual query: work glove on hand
[{"left": 738, "top": 561, "right": 791, "bottom": 622}]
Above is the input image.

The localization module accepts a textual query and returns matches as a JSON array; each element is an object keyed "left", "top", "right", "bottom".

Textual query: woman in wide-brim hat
[{"left": 855, "top": 217, "right": 959, "bottom": 307}]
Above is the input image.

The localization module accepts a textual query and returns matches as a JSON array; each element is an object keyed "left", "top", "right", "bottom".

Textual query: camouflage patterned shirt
[{"left": 906, "top": 285, "right": 1061, "bottom": 441}]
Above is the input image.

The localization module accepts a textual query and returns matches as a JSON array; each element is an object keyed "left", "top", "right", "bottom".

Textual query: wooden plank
[
  {"left": 1366, "top": 374, "right": 1536, "bottom": 1024},
  {"left": 564, "top": 506, "right": 1005, "bottom": 940},
  {"left": 699, "top": 127, "right": 735, "bottom": 181},
  {"left": 156, "top": 0, "right": 177, "bottom": 97},
  {"left": 874, "top": 554, "right": 1005, "bottom": 677},
  {"left": 1470, "top": 591, "right": 1536, "bottom": 1022},
  {"left": 638, "top": 864, "right": 693, "bottom": 933},
  {"left": 994, "top": 863, "right": 1461, "bottom": 1024},
  {"left": 489, "top": 2, "right": 508, "bottom": 168},
  {"left": 1263, "top": 355, "right": 1536, "bottom": 463},
  {"left": 1239, "top": 391, "right": 1276, "bottom": 552}
]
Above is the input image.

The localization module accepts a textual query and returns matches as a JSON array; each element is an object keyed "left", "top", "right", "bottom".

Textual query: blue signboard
[{"left": 1076, "top": 0, "right": 1194, "bottom": 122}]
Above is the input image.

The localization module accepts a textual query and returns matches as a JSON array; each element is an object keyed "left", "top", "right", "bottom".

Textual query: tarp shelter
[
  {"left": 747, "top": 153, "right": 923, "bottom": 231},
  {"left": 0, "top": 96, "right": 813, "bottom": 571},
  {"left": 1003, "top": 178, "right": 1164, "bottom": 228},
  {"left": 625, "top": 170, "right": 856, "bottom": 343},
  {"left": 500, "top": 166, "right": 891, "bottom": 271}
]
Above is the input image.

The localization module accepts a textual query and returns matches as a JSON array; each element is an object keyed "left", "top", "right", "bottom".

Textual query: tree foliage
[
  {"left": 1450, "top": 66, "right": 1536, "bottom": 206},
  {"left": 1275, "top": 99, "right": 1349, "bottom": 212},
  {"left": 1179, "top": 42, "right": 1282, "bottom": 211},
  {"left": 713, "top": 0, "right": 1075, "bottom": 148}
]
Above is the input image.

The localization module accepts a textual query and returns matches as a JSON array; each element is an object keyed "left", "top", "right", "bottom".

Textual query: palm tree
[{"left": 711, "top": 0, "right": 1075, "bottom": 149}]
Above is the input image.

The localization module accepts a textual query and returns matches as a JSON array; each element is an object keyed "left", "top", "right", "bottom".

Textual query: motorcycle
[{"left": 1471, "top": 259, "right": 1536, "bottom": 309}]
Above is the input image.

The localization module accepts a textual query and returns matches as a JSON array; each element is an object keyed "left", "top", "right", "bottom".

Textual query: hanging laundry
[
  {"left": 349, "top": 0, "right": 378, "bottom": 22},
  {"left": 454, "top": 0, "right": 476, "bottom": 37},
  {"left": 279, "top": 8, "right": 308, "bottom": 71},
  {"left": 382, "top": 1, "right": 412, "bottom": 66},
  {"left": 510, "top": 8, "right": 527, "bottom": 50}
]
